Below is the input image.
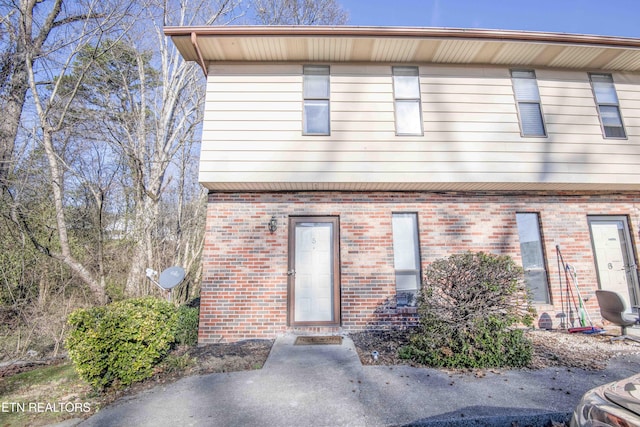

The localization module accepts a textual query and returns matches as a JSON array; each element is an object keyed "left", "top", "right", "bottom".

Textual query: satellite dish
[{"left": 158, "top": 266, "right": 186, "bottom": 290}]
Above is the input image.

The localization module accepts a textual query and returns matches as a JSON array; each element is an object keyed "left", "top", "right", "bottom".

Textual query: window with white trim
[
  {"left": 516, "top": 212, "right": 550, "bottom": 304},
  {"left": 511, "top": 70, "right": 546, "bottom": 137},
  {"left": 392, "top": 66, "right": 423, "bottom": 136},
  {"left": 590, "top": 73, "right": 626, "bottom": 139},
  {"left": 392, "top": 212, "right": 421, "bottom": 306},
  {"left": 303, "top": 65, "right": 330, "bottom": 135}
]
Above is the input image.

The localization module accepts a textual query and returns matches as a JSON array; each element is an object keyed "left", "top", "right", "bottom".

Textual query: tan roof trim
[
  {"left": 164, "top": 25, "right": 640, "bottom": 49},
  {"left": 190, "top": 32, "right": 208, "bottom": 77},
  {"left": 166, "top": 26, "right": 640, "bottom": 75}
]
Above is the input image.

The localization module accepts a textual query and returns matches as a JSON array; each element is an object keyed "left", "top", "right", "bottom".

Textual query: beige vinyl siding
[
  {"left": 615, "top": 73, "right": 640, "bottom": 137},
  {"left": 199, "top": 63, "right": 640, "bottom": 191}
]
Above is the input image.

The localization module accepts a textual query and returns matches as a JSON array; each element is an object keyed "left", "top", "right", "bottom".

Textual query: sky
[{"left": 339, "top": 0, "right": 640, "bottom": 38}]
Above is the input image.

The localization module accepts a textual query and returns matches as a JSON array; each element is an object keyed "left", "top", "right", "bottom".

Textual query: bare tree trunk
[
  {"left": 0, "top": 62, "right": 28, "bottom": 190},
  {"left": 41, "top": 130, "right": 107, "bottom": 303},
  {"left": 0, "top": 0, "right": 62, "bottom": 190},
  {"left": 126, "top": 198, "right": 157, "bottom": 296},
  {"left": 95, "top": 189, "right": 107, "bottom": 291}
]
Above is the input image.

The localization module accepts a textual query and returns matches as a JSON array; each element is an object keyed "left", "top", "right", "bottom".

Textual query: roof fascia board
[{"left": 164, "top": 26, "right": 640, "bottom": 49}]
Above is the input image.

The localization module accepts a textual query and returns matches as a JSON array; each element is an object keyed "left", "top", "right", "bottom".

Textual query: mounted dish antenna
[{"left": 145, "top": 266, "right": 186, "bottom": 302}]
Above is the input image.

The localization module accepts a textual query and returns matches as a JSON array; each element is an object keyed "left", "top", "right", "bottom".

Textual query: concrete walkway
[{"left": 73, "top": 334, "right": 640, "bottom": 427}]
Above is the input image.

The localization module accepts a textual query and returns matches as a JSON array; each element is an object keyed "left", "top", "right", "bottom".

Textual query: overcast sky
[{"left": 339, "top": 0, "right": 640, "bottom": 38}]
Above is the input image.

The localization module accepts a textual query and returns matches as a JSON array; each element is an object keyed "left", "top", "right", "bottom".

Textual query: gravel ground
[{"left": 350, "top": 328, "right": 640, "bottom": 370}]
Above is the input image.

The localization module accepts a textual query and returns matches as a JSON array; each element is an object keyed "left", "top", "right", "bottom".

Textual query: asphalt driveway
[{"left": 71, "top": 334, "right": 640, "bottom": 427}]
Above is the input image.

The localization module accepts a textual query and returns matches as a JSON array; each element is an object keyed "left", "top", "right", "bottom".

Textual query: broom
[{"left": 566, "top": 264, "right": 603, "bottom": 334}]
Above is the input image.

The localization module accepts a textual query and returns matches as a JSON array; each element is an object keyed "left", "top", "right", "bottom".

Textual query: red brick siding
[{"left": 199, "top": 191, "right": 640, "bottom": 343}]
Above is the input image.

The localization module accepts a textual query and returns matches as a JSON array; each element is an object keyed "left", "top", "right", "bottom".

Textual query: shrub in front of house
[
  {"left": 66, "top": 297, "right": 178, "bottom": 390},
  {"left": 173, "top": 305, "right": 199, "bottom": 346},
  {"left": 401, "top": 251, "right": 535, "bottom": 368}
]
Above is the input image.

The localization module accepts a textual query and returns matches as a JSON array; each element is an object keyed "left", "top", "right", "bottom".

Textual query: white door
[
  {"left": 589, "top": 217, "right": 638, "bottom": 310},
  {"left": 289, "top": 218, "right": 339, "bottom": 324}
]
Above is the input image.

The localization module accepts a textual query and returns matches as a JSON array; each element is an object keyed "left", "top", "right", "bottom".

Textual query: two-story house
[{"left": 165, "top": 26, "right": 640, "bottom": 344}]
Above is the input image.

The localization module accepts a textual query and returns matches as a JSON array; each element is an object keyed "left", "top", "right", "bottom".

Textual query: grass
[{"left": 0, "top": 362, "right": 95, "bottom": 427}]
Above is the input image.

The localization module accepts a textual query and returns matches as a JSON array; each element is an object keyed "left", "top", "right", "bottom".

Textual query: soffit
[
  {"left": 201, "top": 181, "right": 640, "bottom": 192},
  {"left": 166, "top": 26, "right": 640, "bottom": 73}
]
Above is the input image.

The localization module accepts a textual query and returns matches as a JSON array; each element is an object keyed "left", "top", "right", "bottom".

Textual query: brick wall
[{"left": 199, "top": 191, "right": 640, "bottom": 343}]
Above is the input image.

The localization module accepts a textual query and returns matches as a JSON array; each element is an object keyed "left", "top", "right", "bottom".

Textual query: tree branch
[{"left": 51, "top": 12, "right": 105, "bottom": 29}]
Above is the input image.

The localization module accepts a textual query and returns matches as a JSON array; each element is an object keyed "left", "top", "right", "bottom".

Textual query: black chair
[{"left": 595, "top": 290, "right": 640, "bottom": 343}]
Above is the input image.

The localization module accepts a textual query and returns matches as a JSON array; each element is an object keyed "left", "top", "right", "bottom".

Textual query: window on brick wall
[
  {"left": 511, "top": 69, "right": 546, "bottom": 137},
  {"left": 392, "top": 66, "right": 423, "bottom": 136},
  {"left": 392, "top": 212, "right": 421, "bottom": 306},
  {"left": 303, "top": 65, "right": 330, "bottom": 135},
  {"left": 589, "top": 73, "right": 626, "bottom": 139},
  {"left": 516, "top": 212, "right": 550, "bottom": 304}
]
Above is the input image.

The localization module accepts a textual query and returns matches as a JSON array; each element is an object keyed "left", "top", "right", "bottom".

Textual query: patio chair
[{"left": 595, "top": 290, "right": 640, "bottom": 343}]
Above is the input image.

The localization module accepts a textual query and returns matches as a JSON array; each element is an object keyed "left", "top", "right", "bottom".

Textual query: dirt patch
[
  {"left": 350, "top": 328, "right": 640, "bottom": 370},
  {"left": 350, "top": 328, "right": 416, "bottom": 366},
  {"left": 101, "top": 339, "right": 274, "bottom": 401},
  {"left": 187, "top": 339, "right": 273, "bottom": 371}
]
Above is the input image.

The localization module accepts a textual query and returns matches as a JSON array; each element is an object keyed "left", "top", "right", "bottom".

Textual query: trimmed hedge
[
  {"left": 66, "top": 297, "right": 178, "bottom": 390},
  {"left": 401, "top": 252, "right": 535, "bottom": 368}
]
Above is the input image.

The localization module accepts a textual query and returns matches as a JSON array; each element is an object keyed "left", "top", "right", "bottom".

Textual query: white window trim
[
  {"left": 511, "top": 69, "right": 547, "bottom": 138},
  {"left": 392, "top": 66, "right": 424, "bottom": 136},
  {"left": 589, "top": 73, "right": 627, "bottom": 140},
  {"left": 392, "top": 212, "right": 421, "bottom": 307},
  {"left": 303, "top": 65, "right": 330, "bottom": 136}
]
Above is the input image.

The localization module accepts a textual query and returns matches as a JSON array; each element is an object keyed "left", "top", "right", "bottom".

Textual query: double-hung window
[
  {"left": 303, "top": 65, "right": 330, "bottom": 135},
  {"left": 392, "top": 213, "right": 421, "bottom": 306},
  {"left": 516, "top": 212, "right": 550, "bottom": 304},
  {"left": 590, "top": 73, "right": 626, "bottom": 139},
  {"left": 511, "top": 70, "right": 546, "bottom": 137},
  {"left": 392, "top": 66, "right": 423, "bottom": 136}
]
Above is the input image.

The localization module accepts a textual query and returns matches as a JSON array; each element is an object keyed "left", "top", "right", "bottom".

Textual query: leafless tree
[
  {"left": 252, "top": 0, "right": 348, "bottom": 25},
  {"left": 113, "top": 0, "right": 244, "bottom": 295},
  {"left": 0, "top": 0, "right": 120, "bottom": 191},
  {"left": 13, "top": 0, "right": 135, "bottom": 303}
]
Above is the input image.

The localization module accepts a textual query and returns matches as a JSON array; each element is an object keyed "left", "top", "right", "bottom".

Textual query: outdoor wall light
[{"left": 268, "top": 216, "right": 278, "bottom": 233}]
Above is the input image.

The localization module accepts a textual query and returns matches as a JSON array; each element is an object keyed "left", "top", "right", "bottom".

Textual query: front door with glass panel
[
  {"left": 588, "top": 216, "right": 639, "bottom": 310},
  {"left": 288, "top": 217, "right": 340, "bottom": 325}
]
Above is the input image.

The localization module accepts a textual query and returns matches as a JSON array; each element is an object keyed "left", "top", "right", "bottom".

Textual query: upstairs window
[
  {"left": 511, "top": 70, "right": 546, "bottom": 137},
  {"left": 590, "top": 73, "right": 626, "bottom": 139},
  {"left": 392, "top": 66, "right": 423, "bottom": 136},
  {"left": 392, "top": 213, "right": 421, "bottom": 306},
  {"left": 303, "top": 65, "right": 330, "bottom": 135}
]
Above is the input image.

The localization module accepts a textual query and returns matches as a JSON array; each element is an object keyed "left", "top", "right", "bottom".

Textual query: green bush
[
  {"left": 174, "top": 306, "right": 199, "bottom": 346},
  {"left": 404, "top": 252, "right": 535, "bottom": 369},
  {"left": 66, "top": 297, "right": 178, "bottom": 390}
]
